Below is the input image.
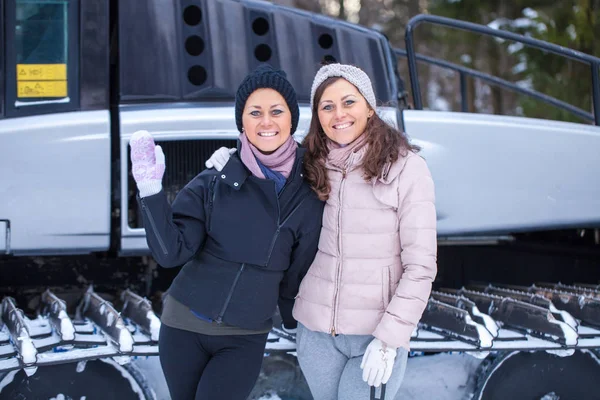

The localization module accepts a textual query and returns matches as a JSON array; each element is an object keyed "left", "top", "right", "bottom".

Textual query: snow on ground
[
  {"left": 134, "top": 352, "right": 483, "bottom": 400},
  {"left": 132, "top": 357, "right": 170, "bottom": 400},
  {"left": 258, "top": 394, "right": 283, "bottom": 400},
  {"left": 396, "top": 353, "right": 483, "bottom": 400},
  {"left": 539, "top": 393, "right": 560, "bottom": 400}
]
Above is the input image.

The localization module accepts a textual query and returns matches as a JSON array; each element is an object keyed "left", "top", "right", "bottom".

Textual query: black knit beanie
[{"left": 235, "top": 64, "right": 299, "bottom": 134}]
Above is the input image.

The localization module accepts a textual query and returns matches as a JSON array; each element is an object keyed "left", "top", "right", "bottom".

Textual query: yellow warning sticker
[
  {"left": 18, "top": 81, "right": 68, "bottom": 98},
  {"left": 17, "top": 64, "right": 67, "bottom": 81}
]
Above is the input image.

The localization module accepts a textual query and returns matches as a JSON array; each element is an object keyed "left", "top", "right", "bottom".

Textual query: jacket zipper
[
  {"left": 215, "top": 263, "right": 246, "bottom": 324},
  {"left": 265, "top": 184, "right": 282, "bottom": 266},
  {"left": 279, "top": 191, "right": 310, "bottom": 227},
  {"left": 330, "top": 168, "right": 347, "bottom": 336},
  {"left": 140, "top": 198, "right": 168, "bottom": 256},
  {"left": 207, "top": 176, "right": 217, "bottom": 231},
  {"left": 265, "top": 227, "right": 281, "bottom": 266},
  {"left": 278, "top": 179, "right": 292, "bottom": 199},
  {"left": 264, "top": 192, "right": 311, "bottom": 267}
]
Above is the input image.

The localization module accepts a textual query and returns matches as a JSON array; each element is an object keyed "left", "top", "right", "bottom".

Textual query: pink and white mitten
[{"left": 129, "top": 130, "right": 165, "bottom": 197}]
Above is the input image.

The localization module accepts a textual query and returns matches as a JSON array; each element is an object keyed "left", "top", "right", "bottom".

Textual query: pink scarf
[
  {"left": 239, "top": 133, "right": 297, "bottom": 179},
  {"left": 326, "top": 133, "right": 369, "bottom": 171}
]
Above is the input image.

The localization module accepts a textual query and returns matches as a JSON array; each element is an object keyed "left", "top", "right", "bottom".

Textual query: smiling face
[
  {"left": 242, "top": 88, "right": 292, "bottom": 154},
  {"left": 316, "top": 78, "right": 374, "bottom": 145}
]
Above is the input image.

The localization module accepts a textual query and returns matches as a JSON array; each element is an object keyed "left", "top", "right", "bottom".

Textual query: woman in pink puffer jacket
[{"left": 292, "top": 63, "right": 437, "bottom": 400}]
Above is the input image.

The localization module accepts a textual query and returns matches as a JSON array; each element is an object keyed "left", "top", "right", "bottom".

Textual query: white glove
[
  {"left": 129, "top": 130, "right": 165, "bottom": 197},
  {"left": 205, "top": 147, "right": 236, "bottom": 171},
  {"left": 360, "top": 338, "right": 397, "bottom": 387}
]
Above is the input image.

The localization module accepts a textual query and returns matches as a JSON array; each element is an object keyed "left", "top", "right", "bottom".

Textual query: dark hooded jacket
[{"left": 138, "top": 146, "right": 324, "bottom": 330}]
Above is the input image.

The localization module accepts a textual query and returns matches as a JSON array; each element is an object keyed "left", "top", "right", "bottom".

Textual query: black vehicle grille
[{"left": 128, "top": 139, "right": 237, "bottom": 228}]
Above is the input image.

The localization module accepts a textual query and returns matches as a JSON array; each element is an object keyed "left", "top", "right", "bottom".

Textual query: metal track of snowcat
[
  {"left": 2, "top": 283, "right": 600, "bottom": 374},
  {"left": 0, "top": 286, "right": 160, "bottom": 375}
]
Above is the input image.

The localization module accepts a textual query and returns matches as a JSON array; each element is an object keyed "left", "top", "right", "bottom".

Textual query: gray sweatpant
[{"left": 296, "top": 323, "right": 408, "bottom": 400}]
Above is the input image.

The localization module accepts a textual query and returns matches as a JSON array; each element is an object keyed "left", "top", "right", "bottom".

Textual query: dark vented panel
[
  {"left": 118, "top": 0, "right": 395, "bottom": 105},
  {"left": 128, "top": 139, "right": 237, "bottom": 228}
]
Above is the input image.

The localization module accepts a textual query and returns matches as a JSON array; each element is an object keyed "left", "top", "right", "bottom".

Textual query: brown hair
[{"left": 303, "top": 76, "right": 420, "bottom": 201}]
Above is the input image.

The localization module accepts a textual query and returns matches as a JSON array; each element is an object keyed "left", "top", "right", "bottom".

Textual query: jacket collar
[{"left": 219, "top": 140, "right": 305, "bottom": 191}]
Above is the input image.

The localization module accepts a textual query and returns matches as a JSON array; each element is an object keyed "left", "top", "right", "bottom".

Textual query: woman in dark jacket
[{"left": 129, "top": 65, "right": 324, "bottom": 400}]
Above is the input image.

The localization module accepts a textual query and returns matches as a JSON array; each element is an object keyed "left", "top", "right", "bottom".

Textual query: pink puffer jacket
[{"left": 292, "top": 148, "right": 437, "bottom": 350}]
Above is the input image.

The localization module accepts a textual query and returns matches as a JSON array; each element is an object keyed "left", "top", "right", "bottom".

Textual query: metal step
[
  {"left": 420, "top": 298, "right": 493, "bottom": 347},
  {"left": 1, "top": 297, "right": 37, "bottom": 366},
  {"left": 503, "top": 284, "right": 600, "bottom": 328},
  {"left": 574, "top": 283, "right": 600, "bottom": 292},
  {"left": 41, "top": 289, "right": 75, "bottom": 341},
  {"left": 430, "top": 291, "right": 499, "bottom": 337},
  {"left": 468, "top": 284, "right": 578, "bottom": 330},
  {"left": 77, "top": 287, "right": 135, "bottom": 353},
  {"left": 441, "top": 288, "right": 578, "bottom": 345},
  {"left": 121, "top": 289, "right": 160, "bottom": 341},
  {"left": 536, "top": 282, "right": 600, "bottom": 299}
]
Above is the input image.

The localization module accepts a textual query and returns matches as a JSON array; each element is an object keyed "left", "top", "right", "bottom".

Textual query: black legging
[{"left": 158, "top": 324, "right": 269, "bottom": 400}]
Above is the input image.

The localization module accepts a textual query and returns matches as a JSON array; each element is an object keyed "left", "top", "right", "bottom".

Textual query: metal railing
[
  {"left": 403, "top": 14, "right": 600, "bottom": 125},
  {"left": 393, "top": 48, "right": 595, "bottom": 122}
]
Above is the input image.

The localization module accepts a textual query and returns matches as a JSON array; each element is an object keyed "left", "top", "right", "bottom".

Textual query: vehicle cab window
[{"left": 5, "top": 0, "right": 79, "bottom": 117}]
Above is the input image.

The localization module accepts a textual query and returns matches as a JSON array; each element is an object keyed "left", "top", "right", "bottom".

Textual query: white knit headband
[{"left": 310, "top": 63, "right": 377, "bottom": 111}]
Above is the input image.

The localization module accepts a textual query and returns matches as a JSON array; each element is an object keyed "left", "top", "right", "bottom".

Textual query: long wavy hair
[{"left": 303, "top": 76, "right": 420, "bottom": 201}]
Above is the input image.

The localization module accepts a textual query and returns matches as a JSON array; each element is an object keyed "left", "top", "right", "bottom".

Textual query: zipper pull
[
  {"left": 331, "top": 327, "right": 336, "bottom": 337},
  {"left": 342, "top": 169, "right": 347, "bottom": 178}
]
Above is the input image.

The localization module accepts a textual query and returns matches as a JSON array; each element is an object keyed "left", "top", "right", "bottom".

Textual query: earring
[{"left": 241, "top": 128, "right": 245, "bottom": 133}]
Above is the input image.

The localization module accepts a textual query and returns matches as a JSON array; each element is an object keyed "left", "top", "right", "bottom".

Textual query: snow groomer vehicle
[{"left": 1, "top": 0, "right": 599, "bottom": 398}]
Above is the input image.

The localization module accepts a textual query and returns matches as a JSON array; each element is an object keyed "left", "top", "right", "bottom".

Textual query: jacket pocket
[{"left": 382, "top": 266, "right": 391, "bottom": 309}]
